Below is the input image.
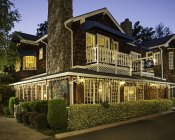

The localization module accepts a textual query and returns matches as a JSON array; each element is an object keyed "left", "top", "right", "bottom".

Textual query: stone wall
[{"left": 47, "top": 0, "right": 73, "bottom": 74}]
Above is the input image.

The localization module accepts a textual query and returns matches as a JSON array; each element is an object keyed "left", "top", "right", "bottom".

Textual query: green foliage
[
  {"left": 29, "top": 112, "right": 39, "bottom": 127},
  {"left": 36, "top": 21, "right": 48, "bottom": 37},
  {"left": 16, "top": 112, "right": 25, "bottom": 123},
  {"left": 22, "top": 112, "right": 33, "bottom": 125},
  {"left": 8, "top": 97, "right": 19, "bottom": 115},
  {"left": 3, "top": 107, "right": 10, "bottom": 115},
  {"left": 101, "top": 101, "right": 110, "bottom": 108},
  {"left": 68, "top": 99, "right": 172, "bottom": 130},
  {"left": 20, "top": 102, "right": 32, "bottom": 112},
  {"left": 29, "top": 100, "right": 48, "bottom": 114},
  {"left": 47, "top": 99, "right": 67, "bottom": 130},
  {"left": 170, "top": 98, "right": 175, "bottom": 107},
  {"left": 33, "top": 113, "right": 48, "bottom": 129}
]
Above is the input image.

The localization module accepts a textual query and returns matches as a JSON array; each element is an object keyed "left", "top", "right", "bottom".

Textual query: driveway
[
  {"left": 0, "top": 116, "right": 55, "bottom": 140},
  {"left": 62, "top": 111, "right": 175, "bottom": 140}
]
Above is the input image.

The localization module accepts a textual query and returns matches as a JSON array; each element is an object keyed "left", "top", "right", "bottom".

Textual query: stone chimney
[
  {"left": 47, "top": 0, "right": 73, "bottom": 74},
  {"left": 120, "top": 18, "right": 132, "bottom": 36}
]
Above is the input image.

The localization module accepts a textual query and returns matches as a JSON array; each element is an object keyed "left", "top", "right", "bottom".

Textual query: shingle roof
[
  {"left": 16, "top": 32, "right": 39, "bottom": 41},
  {"left": 141, "top": 34, "right": 175, "bottom": 48}
]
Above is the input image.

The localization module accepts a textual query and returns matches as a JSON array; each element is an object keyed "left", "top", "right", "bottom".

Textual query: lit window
[
  {"left": 169, "top": 52, "right": 174, "bottom": 70},
  {"left": 23, "top": 56, "right": 36, "bottom": 70},
  {"left": 124, "top": 86, "right": 136, "bottom": 101},
  {"left": 97, "top": 34, "right": 110, "bottom": 49},
  {"left": 39, "top": 48, "right": 43, "bottom": 60},
  {"left": 86, "top": 33, "right": 95, "bottom": 48},
  {"left": 15, "top": 61, "right": 21, "bottom": 72},
  {"left": 154, "top": 52, "right": 160, "bottom": 65}
]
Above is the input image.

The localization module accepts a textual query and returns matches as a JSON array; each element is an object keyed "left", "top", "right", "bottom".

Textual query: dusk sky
[{"left": 12, "top": 0, "right": 175, "bottom": 35}]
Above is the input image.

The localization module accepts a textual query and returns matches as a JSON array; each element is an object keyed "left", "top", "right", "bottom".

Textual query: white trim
[
  {"left": 71, "top": 8, "right": 125, "bottom": 33},
  {"left": 20, "top": 39, "right": 39, "bottom": 45},
  {"left": 35, "top": 35, "right": 48, "bottom": 43}
]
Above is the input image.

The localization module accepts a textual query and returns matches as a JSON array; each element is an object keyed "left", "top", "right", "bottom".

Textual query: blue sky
[{"left": 12, "top": 0, "right": 175, "bottom": 35}]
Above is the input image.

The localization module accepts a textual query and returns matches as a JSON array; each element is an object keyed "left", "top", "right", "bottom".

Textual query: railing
[{"left": 86, "top": 46, "right": 130, "bottom": 67}]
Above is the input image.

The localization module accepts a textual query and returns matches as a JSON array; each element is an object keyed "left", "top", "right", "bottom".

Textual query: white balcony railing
[{"left": 86, "top": 46, "right": 130, "bottom": 67}]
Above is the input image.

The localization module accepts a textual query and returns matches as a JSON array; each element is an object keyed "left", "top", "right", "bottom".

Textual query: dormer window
[
  {"left": 23, "top": 56, "right": 36, "bottom": 70},
  {"left": 39, "top": 48, "right": 43, "bottom": 60},
  {"left": 86, "top": 33, "right": 95, "bottom": 48},
  {"left": 97, "top": 34, "right": 110, "bottom": 49}
]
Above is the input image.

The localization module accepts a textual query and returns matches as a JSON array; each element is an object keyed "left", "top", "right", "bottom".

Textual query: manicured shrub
[
  {"left": 22, "top": 112, "right": 33, "bottom": 125},
  {"left": 33, "top": 113, "right": 48, "bottom": 129},
  {"left": 68, "top": 99, "right": 172, "bottom": 130},
  {"left": 29, "top": 112, "right": 39, "bottom": 127},
  {"left": 3, "top": 107, "right": 10, "bottom": 115},
  {"left": 170, "top": 98, "right": 175, "bottom": 107},
  {"left": 16, "top": 112, "right": 26, "bottom": 123},
  {"left": 29, "top": 100, "right": 48, "bottom": 114},
  {"left": 47, "top": 99, "right": 67, "bottom": 130},
  {"left": 9, "top": 97, "right": 19, "bottom": 115},
  {"left": 20, "top": 102, "right": 31, "bottom": 112}
]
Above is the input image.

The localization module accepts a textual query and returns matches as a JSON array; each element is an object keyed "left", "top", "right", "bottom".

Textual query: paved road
[
  {"left": 62, "top": 112, "right": 175, "bottom": 140},
  {"left": 0, "top": 116, "right": 55, "bottom": 140}
]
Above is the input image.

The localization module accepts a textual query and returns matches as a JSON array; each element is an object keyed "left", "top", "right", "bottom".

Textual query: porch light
[
  {"left": 119, "top": 81, "right": 125, "bottom": 85},
  {"left": 79, "top": 78, "right": 85, "bottom": 83},
  {"left": 153, "top": 59, "right": 156, "bottom": 64}
]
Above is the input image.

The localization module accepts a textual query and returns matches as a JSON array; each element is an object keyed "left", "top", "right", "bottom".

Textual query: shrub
[
  {"left": 9, "top": 97, "right": 19, "bottom": 115},
  {"left": 33, "top": 113, "right": 48, "bottom": 129},
  {"left": 22, "top": 112, "right": 33, "bottom": 125},
  {"left": 29, "top": 112, "right": 39, "bottom": 127},
  {"left": 170, "top": 98, "right": 175, "bottom": 107},
  {"left": 47, "top": 99, "right": 67, "bottom": 130},
  {"left": 68, "top": 99, "right": 172, "bottom": 130},
  {"left": 3, "top": 107, "right": 10, "bottom": 115},
  {"left": 29, "top": 100, "right": 48, "bottom": 114},
  {"left": 20, "top": 102, "right": 31, "bottom": 112},
  {"left": 16, "top": 112, "right": 26, "bottom": 123}
]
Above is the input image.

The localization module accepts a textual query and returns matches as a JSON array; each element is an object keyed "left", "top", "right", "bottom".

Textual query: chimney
[
  {"left": 47, "top": 0, "right": 73, "bottom": 74},
  {"left": 120, "top": 18, "right": 132, "bottom": 35}
]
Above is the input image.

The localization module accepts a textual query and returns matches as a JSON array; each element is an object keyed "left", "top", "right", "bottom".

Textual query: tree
[
  {"left": 36, "top": 21, "right": 48, "bottom": 37},
  {"left": 0, "top": 0, "right": 20, "bottom": 72},
  {"left": 154, "top": 23, "right": 173, "bottom": 39},
  {"left": 132, "top": 21, "right": 155, "bottom": 45}
]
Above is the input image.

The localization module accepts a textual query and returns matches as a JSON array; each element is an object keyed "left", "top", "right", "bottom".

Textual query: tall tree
[
  {"left": 0, "top": 0, "right": 20, "bottom": 72},
  {"left": 36, "top": 21, "right": 48, "bottom": 37},
  {"left": 154, "top": 23, "right": 173, "bottom": 39}
]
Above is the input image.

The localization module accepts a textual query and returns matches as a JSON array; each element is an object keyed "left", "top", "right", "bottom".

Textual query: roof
[
  {"left": 10, "top": 68, "right": 174, "bottom": 85},
  {"left": 67, "top": 7, "right": 125, "bottom": 34},
  {"left": 16, "top": 32, "right": 40, "bottom": 41},
  {"left": 81, "top": 21, "right": 134, "bottom": 41},
  {"left": 141, "top": 34, "right": 175, "bottom": 48}
]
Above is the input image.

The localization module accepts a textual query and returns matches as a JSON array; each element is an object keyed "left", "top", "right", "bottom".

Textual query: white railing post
[
  {"left": 140, "top": 59, "right": 143, "bottom": 76},
  {"left": 97, "top": 45, "right": 99, "bottom": 64}
]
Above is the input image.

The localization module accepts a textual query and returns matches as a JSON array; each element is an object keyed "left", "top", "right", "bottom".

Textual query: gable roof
[
  {"left": 68, "top": 8, "right": 125, "bottom": 34},
  {"left": 15, "top": 32, "right": 39, "bottom": 41},
  {"left": 141, "top": 34, "right": 175, "bottom": 48}
]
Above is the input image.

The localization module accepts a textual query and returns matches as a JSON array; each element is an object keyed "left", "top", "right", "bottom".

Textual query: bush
[
  {"left": 33, "top": 113, "right": 48, "bottom": 129},
  {"left": 20, "top": 102, "right": 31, "bottom": 112},
  {"left": 16, "top": 112, "right": 26, "bottom": 123},
  {"left": 9, "top": 97, "right": 19, "bottom": 115},
  {"left": 68, "top": 99, "right": 172, "bottom": 130},
  {"left": 22, "top": 112, "right": 33, "bottom": 125},
  {"left": 29, "top": 100, "right": 48, "bottom": 114},
  {"left": 170, "top": 98, "right": 175, "bottom": 107},
  {"left": 3, "top": 107, "right": 10, "bottom": 115},
  {"left": 47, "top": 99, "right": 67, "bottom": 130},
  {"left": 29, "top": 112, "right": 39, "bottom": 127}
]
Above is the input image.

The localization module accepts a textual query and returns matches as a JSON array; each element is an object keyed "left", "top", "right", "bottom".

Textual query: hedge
[
  {"left": 29, "top": 112, "right": 39, "bottom": 127},
  {"left": 3, "top": 107, "right": 10, "bottom": 115},
  {"left": 170, "top": 98, "right": 175, "bottom": 107},
  {"left": 33, "top": 113, "right": 48, "bottom": 129},
  {"left": 22, "top": 112, "right": 33, "bottom": 125},
  {"left": 9, "top": 97, "right": 19, "bottom": 115},
  {"left": 29, "top": 100, "right": 48, "bottom": 114},
  {"left": 68, "top": 99, "right": 172, "bottom": 130},
  {"left": 47, "top": 99, "right": 67, "bottom": 130},
  {"left": 16, "top": 112, "right": 26, "bottom": 123},
  {"left": 20, "top": 102, "right": 31, "bottom": 112}
]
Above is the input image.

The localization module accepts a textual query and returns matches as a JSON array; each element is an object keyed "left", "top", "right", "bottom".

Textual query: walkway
[{"left": 0, "top": 116, "right": 55, "bottom": 140}]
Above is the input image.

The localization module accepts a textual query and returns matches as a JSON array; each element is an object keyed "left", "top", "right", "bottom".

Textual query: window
[
  {"left": 124, "top": 86, "right": 136, "bottom": 101},
  {"left": 15, "top": 61, "right": 21, "bottom": 72},
  {"left": 169, "top": 52, "right": 174, "bottom": 70},
  {"left": 112, "top": 41, "right": 119, "bottom": 51},
  {"left": 39, "top": 48, "right": 43, "bottom": 60},
  {"left": 23, "top": 56, "right": 36, "bottom": 70},
  {"left": 154, "top": 52, "right": 160, "bottom": 65},
  {"left": 97, "top": 34, "right": 110, "bottom": 49},
  {"left": 86, "top": 33, "right": 95, "bottom": 48}
]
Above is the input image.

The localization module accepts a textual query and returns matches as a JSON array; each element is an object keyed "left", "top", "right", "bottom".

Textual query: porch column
[
  {"left": 35, "top": 84, "right": 37, "bottom": 100},
  {"left": 168, "top": 85, "right": 171, "bottom": 99},
  {"left": 31, "top": 85, "right": 33, "bottom": 101},
  {"left": 22, "top": 85, "right": 25, "bottom": 100},
  {"left": 41, "top": 83, "right": 44, "bottom": 100},
  {"left": 69, "top": 77, "right": 74, "bottom": 105}
]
